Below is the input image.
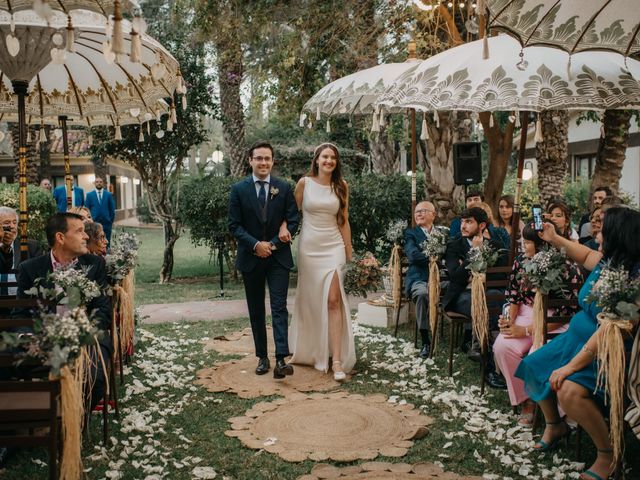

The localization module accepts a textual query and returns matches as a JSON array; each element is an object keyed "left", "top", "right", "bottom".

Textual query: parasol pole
[
  {"left": 411, "top": 108, "right": 417, "bottom": 227},
  {"left": 509, "top": 110, "right": 529, "bottom": 264},
  {"left": 12, "top": 80, "right": 29, "bottom": 261},
  {"left": 59, "top": 116, "right": 72, "bottom": 209}
]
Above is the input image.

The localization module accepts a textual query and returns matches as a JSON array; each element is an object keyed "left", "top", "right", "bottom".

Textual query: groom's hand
[{"left": 255, "top": 241, "right": 273, "bottom": 258}]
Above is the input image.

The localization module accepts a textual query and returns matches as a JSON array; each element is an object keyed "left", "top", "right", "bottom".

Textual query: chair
[{"left": 0, "top": 298, "right": 61, "bottom": 480}]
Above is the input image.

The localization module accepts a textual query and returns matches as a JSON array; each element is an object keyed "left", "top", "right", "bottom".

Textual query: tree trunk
[
  {"left": 422, "top": 111, "right": 471, "bottom": 222},
  {"left": 536, "top": 110, "right": 569, "bottom": 207},
  {"left": 592, "top": 109, "right": 632, "bottom": 196},
  {"left": 481, "top": 112, "right": 516, "bottom": 211},
  {"left": 368, "top": 126, "right": 397, "bottom": 174},
  {"left": 159, "top": 220, "right": 180, "bottom": 284},
  {"left": 91, "top": 150, "right": 109, "bottom": 181},
  {"left": 39, "top": 125, "right": 52, "bottom": 181},
  {"left": 11, "top": 124, "right": 39, "bottom": 184},
  {"left": 216, "top": 37, "right": 246, "bottom": 177}
]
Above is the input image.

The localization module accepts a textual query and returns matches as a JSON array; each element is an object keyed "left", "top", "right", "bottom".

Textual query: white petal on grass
[{"left": 192, "top": 466, "right": 218, "bottom": 479}]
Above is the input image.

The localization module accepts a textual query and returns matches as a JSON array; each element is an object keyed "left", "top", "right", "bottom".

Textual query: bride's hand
[{"left": 278, "top": 224, "right": 292, "bottom": 243}]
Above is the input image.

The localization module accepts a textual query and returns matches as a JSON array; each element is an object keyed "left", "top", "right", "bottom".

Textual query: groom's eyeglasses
[{"left": 252, "top": 156, "right": 272, "bottom": 162}]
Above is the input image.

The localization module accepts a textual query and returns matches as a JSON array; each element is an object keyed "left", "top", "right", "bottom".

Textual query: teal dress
[{"left": 515, "top": 266, "right": 603, "bottom": 401}]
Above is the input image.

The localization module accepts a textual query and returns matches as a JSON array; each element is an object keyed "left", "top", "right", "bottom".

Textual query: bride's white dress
[{"left": 289, "top": 177, "right": 356, "bottom": 373}]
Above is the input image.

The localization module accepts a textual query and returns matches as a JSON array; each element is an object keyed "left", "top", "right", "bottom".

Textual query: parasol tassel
[
  {"left": 600, "top": 124, "right": 605, "bottom": 138},
  {"left": 515, "top": 109, "right": 521, "bottom": 128},
  {"left": 146, "top": 121, "right": 151, "bottom": 135},
  {"left": 489, "top": 113, "right": 494, "bottom": 128},
  {"left": 534, "top": 117, "right": 543, "bottom": 143},
  {"left": 39, "top": 125, "right": 47, "bottom": 143},
  {"left": 138, "top": 128, "right": 144, "bottom": 142},
  {"left": 347, "top": 117, "right": 352, "bottom": 127},
  {"left": 567, "top": 56, "right": 572, "bottom": 80},
  {"left": 115, "top": 125, "right": 122, "bottom": 141},
  {"left": 379, "top": 108, "right": 386, "bottom": 128},
  {"left": 482, "top": 33, "right": 489, "bottom": 60},
  {"left": 371, "top": 110, "right": 380, "bottom": 133},
  {"left": 420, "top": 114, "right": 429, "bottom": 140},
  {"left": 325, "top": 119, "right": 331, "bottom": 133},
  {"left": 26, "top": 129, "right": 31, "bottom": 143},
  {"left": 299, "top": 112, "right": 306, "bottom": 128},
  {"left": 434, "top": 111, "right": 440, "bottom": 128},
  {"left": 171, "top": 104, "right": 177, "bottom": 124},
  {"left": 166, "top": 117, "right": 174, "bottom": 132},
  {"left": 87, "top": 133, "right": 93, "bottom": 146},
  {"left": 316, "top": 106, "right": 321, "bottom": 121},
  {"left": 65, "top": 16, "right": 75, "bottom": 53},
  {"left": 181, "top": 94, "right": 187, "bottom": 111},
  {"left": 111, "top": 0, "right": 125, "bottom": 55},
  {"left": 130, "top": 29, "right": 141, "bottom": 63}
]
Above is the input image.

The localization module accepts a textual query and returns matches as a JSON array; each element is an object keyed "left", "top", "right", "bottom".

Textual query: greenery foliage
[{"left": 0, "top": 184, "right": 56, "bottom": 243}]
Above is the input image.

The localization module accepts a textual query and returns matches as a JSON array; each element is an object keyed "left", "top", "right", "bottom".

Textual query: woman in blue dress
[{"left": 515, "top": 207, "right": 640, "bottom": 480}]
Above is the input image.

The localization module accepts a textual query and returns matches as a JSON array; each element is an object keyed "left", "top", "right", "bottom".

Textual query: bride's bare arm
[{"left": 338, "top": 182, "right": 353, "bottom": 262}]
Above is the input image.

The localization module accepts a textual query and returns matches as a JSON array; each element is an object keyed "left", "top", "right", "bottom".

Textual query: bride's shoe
[{"left": 332, "top": 361, "right": 346, "bottom": 381}]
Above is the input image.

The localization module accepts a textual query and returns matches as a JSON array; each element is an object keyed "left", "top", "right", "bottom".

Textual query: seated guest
[
  {"left": 442, "top": 207, "right": 509, "bottom": 388},
  {"left": 578, "top": 186, "right": 611, "bottom": 241},
  {"left": 16, "top": 212, "right": 112, "bottom": 411},
  {"left": 404, "top": 201, "right": 438, "bottom": 358},
  {"left": 478, "top": 201, "right": 510, "bottom": 250},
  {"left": 449, "top": 189, "right": 483, "bottom": 238},
  {"left": 493, "top": 222, "right": 583, "bottom": 427},
  {"left": 515, "top": 207, "right": 640, "bottom": 480},
  {"left": 580, "top": 206, "right": 602, "bottom": 251},
  {"left": 69, "top": 206, "right": 93, "bottom": 224},
  {"left": 85, "top": 222, "right": 108, "bottom": 257},
  {"left": 497, "top": 194, "right": 524, "bottom": 249},
  {"left": 546, "top": 201, "right": 578, "bottom": 241}
]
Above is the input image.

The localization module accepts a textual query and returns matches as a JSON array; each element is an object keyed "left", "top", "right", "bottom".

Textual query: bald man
[{"left": 403, "top": 201, "right": 439, "bottom": 358}]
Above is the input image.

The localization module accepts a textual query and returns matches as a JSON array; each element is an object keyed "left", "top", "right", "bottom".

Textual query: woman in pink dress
[{"left": 493, "top": 222, "right": 583, "bottom": 426}]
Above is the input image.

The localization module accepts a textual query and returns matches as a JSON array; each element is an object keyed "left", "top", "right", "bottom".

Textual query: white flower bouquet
[
  {"left": 520, "top": 246, "right": 568, "bottom": 295},
  {"left": 26, "top": 266, "right": 101, "bottom": 308},
  {"left": 586, "top": 264, "right": 640, "bottom": 321},
  {"left": 385, "top": 219, "right": 407, "bottom": 245},
  {"left": 466, "top": 242, "right": 499, "bottom": 274},
  {"left": 106, "top": 231, "right": 140, "bottom": 286},
  {"left": 421, "top": 226, "right": 450, "bottom": 259}
]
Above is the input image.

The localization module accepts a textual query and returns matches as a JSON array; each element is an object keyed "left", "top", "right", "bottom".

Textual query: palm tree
[
  {"left": 536, "top": 110, "right": 569, "bottom": 207},
  {"left": 591, "top": 109, "right": 632, "bottom": 196}
]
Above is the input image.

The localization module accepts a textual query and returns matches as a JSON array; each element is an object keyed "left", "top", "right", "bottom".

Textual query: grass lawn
[
  {"left": 116, "top": 227, "right": 246, "bottom": 306},
  {"left": 4, "top": 318, "right": 638, "bottom": 479}
]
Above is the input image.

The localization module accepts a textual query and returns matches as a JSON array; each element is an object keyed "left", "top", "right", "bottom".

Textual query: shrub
[
  {"left": 136, "top": 195, "right": 158, "bottom": 224},
  {"left": 0, "top": 184, "right": 57, "bottom": 244}
]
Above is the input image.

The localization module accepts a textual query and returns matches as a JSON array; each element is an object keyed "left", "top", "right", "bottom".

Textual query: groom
[{"left": 228, "top": 141, "right": 299, "bottom": 378}]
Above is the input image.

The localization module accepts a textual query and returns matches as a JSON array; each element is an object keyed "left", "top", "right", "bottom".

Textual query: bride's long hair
[{"left": 310, "top": 143, "right": 348, "bottom": 226}]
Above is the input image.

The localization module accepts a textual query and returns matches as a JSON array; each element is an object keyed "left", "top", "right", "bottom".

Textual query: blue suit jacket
[
  {"left": 52, "top": 185, "right": 84, "bottom": 212},
  {"left": 404, "top": 226, "right": 429, "bottom": 296},
  {"left": 85, "top": 189, "right": 116, "bottom": 225},
  {"left": 228, "top": 176, "right": 299, "bottom": 272}
]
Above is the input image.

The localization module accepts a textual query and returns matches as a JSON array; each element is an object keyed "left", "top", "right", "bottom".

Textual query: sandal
[
  {"left": 517, "top": 411, "right": 534, "bottom": 428},
  {"left": 580, "top": 449, "right": 615, "bottom": 480},
  {"left": 533, "top": 420, "right": 570, "bottom": 451},
  {"left": 332, "top": 361, "right": 346, "bottom": 381}
]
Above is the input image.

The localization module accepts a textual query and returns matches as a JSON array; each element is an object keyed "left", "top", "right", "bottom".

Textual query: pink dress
[{"left": 493, "top": 254, "right": 583, "bottom": 406}]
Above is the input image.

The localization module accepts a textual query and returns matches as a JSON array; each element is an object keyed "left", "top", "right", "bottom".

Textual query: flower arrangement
[
  {"left": 343, "top": 252, "right": 383, "bottom": 298},
  {"left": 466, "top": 242, "right": 499, "bottom": 273},
  {"left": 421, "top": 226, "right": 450, "bottom": 259},
  {"left": 520, "top": 246, "right": 568, "bottom": 295},
  {"left": 26, "top": 266, "right": 101, "bottom": 308},
  {"left": 585, "top": 264, "right": 640, "bottom": 321},
  {"left": 385, "top": 219, "right": 407, "bottom": 245},
  {"left": 106, "top": 231, "right": 140, "bottom": 286},
  {"left": 24, "top": 307, "right": 100, "bottom": 376}
]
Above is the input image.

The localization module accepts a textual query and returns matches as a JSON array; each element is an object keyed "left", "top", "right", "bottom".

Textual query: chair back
[
  {"left": 485, "top": 266, "right": 511, "bottom": 317},
  {"left": 542, "top": 295, "right": 580, "bottom": 344}
]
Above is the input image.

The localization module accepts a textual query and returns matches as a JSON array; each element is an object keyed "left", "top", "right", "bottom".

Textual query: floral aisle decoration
[
  {"left": 466, "top": 243, "right": 499, "bottom": 354},
  {"left": 106, "top": 231, "right": 140, "bottom": 359},
  {"left": 520, "top": 246, "right": 568, "bottom": 348},
  {"left": 585, "top": 264, "right": 640, "bottom": 466},
  {"left": 24, "top": 267, "right": 105, "bottom": 480},
  {"left": 421, "top": 226, "right": 450, "bottom": 352},
  {"left": 343, "top": 252, "right": 383, "bottom": 299},
  {"left": 384, "top": 220, "right": 408, "bottom": 307}
]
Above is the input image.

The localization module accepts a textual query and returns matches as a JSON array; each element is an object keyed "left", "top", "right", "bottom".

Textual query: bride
[{"left": 284, "top": 143, "right": 356, "bottom": 380}]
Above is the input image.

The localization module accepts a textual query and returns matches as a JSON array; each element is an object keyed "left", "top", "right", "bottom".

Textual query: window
[{"left": 572, "top": 154, "right": 596, "bottom": 181}]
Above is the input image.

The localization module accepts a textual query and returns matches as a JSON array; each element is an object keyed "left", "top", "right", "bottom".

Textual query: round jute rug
[
  {"left": 195, "top": 356, "right": 342, "bottom": 399},
  {"left": 297, "top": 462, "right": 482, "bottom": 479},
  {"left": 204, "top": 327, "right": 274, "bottom": 356},
  {"left": 225, "top": 392, "right": 433, "bottom": 462}
]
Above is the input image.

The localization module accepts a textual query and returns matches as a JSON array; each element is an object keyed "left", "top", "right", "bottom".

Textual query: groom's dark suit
[{"left": 228, "top": 175, "right": 299, "bottom": 359}]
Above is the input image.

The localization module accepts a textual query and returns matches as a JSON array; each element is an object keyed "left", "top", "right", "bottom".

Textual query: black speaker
[{"left": 453, "top": 142, "right": 482, "bottom": 185}]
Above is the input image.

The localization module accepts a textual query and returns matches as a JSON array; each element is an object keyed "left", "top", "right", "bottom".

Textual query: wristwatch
[{"left": 270, "top": 242, "right": 277, "bottom": 251}]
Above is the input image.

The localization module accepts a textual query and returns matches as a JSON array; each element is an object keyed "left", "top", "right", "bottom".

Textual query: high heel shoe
[
  {"left": 580, "top": 449, "right": 615, "bottom": 480},
  {"left": 332, "top": 361, "right": 346, "bottom": 381},
  {"left": 533, "top": 420, "right": 570, "bottom": 452}
]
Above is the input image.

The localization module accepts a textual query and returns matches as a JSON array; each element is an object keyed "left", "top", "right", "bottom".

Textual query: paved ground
[{"left": 140, "top": 292, "right": 380, "bottom": 324}]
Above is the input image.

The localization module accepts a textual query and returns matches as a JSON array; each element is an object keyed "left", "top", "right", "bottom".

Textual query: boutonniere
[{"left": 270, "top": 186, "right": 279, "bottom": 199}]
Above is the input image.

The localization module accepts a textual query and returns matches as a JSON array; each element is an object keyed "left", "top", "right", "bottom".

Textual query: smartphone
[
  {"left": 532, "top": 205, "right": 544, "bottom": 231},
  {"left": 501, "top": 303, "right": 511, "bottom": 326}
]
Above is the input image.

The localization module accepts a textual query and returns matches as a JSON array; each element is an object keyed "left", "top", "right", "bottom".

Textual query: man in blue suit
[
  {"left": 85, "top": 176, "right": 116, "bottom": 244},
  {"left": 52, "top": 178, "right": 84, "bottom": 212},
  {"left": 404, "top": 201, "right": 438, "bottom": 359},
  {"left": 228, "top": 141, "right": 300, "bottom": 379}
]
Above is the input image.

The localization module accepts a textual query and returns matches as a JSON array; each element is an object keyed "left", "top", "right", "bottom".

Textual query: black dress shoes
[
  {"left": 255, "top": 357, "right": 270, "bottom": 375},
  {"left": 485, "top": 371, "right": 507, "bottom": 389},
  {"left": 273, "top": 359, "right": 294, "bottom": 379},
  {"left": 418, "top": 343, "right": 430, "bottom": 359}
]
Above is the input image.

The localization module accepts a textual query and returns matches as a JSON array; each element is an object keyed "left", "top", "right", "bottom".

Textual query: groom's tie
[
  {"left": 257, "top": 181, "right": 267, "bottom": 221},
  {"left": 98, "top": 190, "right": 102, "bottom": 204}
]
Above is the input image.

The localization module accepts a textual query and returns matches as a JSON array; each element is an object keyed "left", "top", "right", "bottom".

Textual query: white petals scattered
[{"left": 192, "top": 466, "right": 218, "bottom": 479}]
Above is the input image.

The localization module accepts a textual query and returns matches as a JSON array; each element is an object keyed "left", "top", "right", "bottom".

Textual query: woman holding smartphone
[{"left": 493, "top": 222, "right": 583, "bottom": 427}]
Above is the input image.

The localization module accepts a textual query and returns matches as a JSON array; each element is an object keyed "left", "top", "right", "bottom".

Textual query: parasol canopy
[{"left": 485, "top": 0, "right": 640, "bottom": 57}]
